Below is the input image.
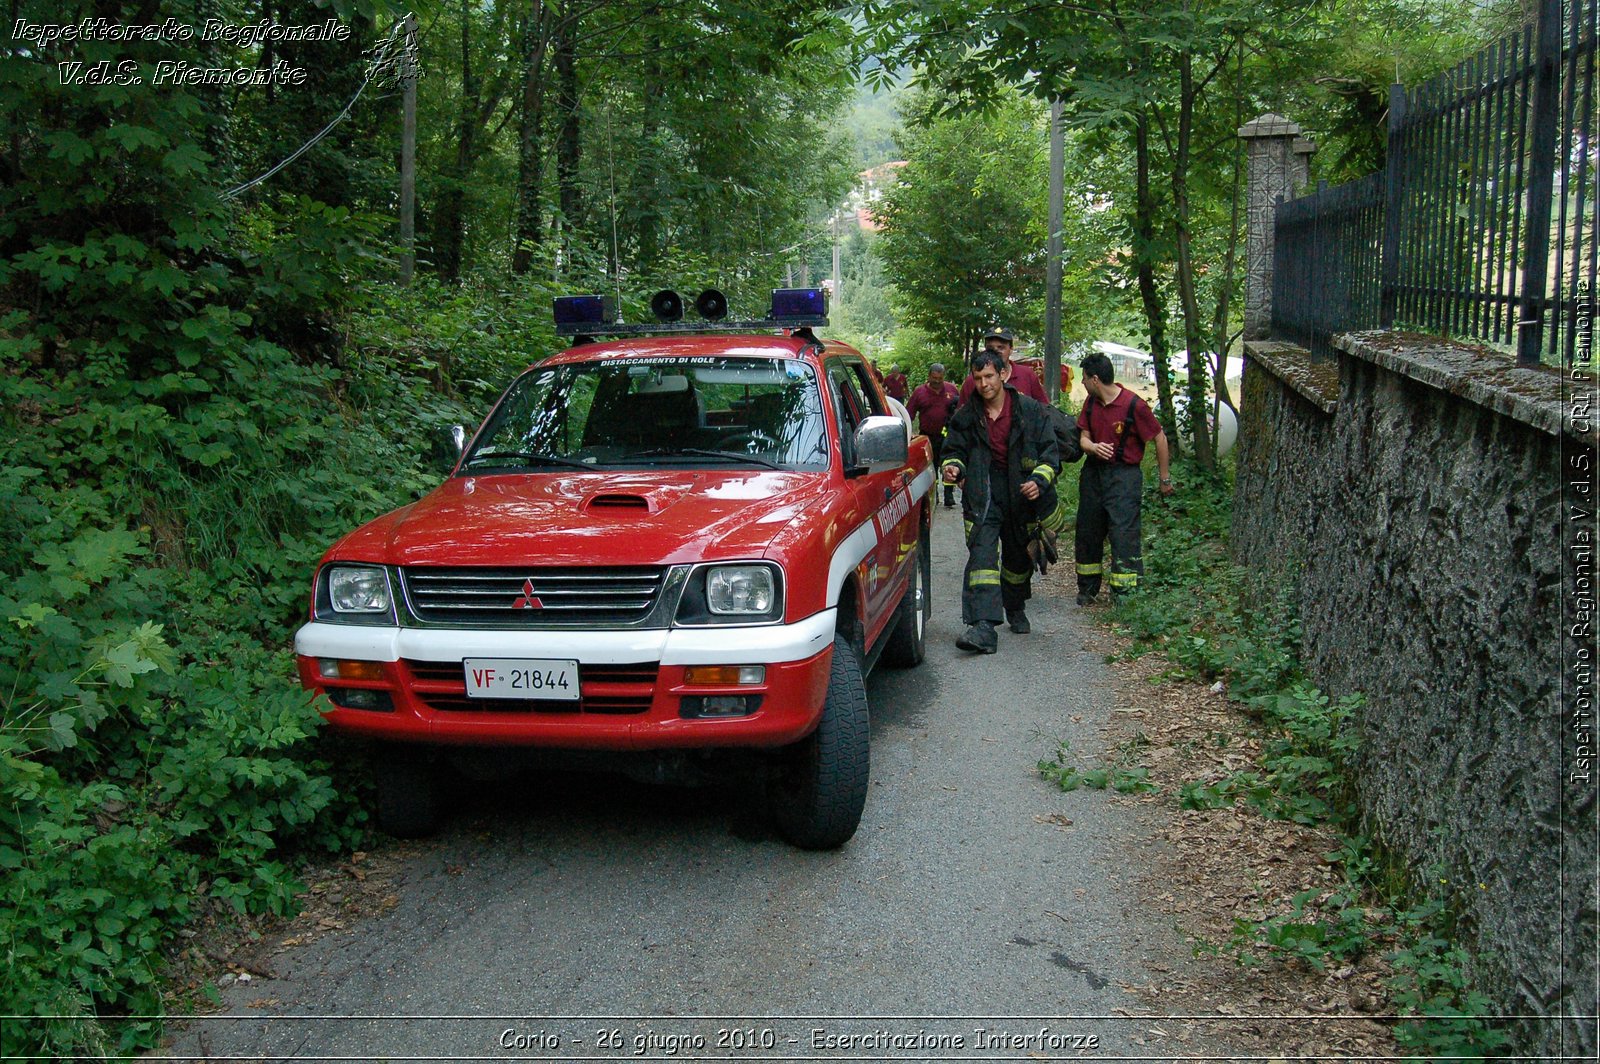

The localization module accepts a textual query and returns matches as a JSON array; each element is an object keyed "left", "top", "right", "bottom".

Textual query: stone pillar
[
  {"left": 1292, "top": 136, "right": 1316, "bottom": 195},
  {"left": 1239, "top": 114, "right": 1316, "bottom": 341}
]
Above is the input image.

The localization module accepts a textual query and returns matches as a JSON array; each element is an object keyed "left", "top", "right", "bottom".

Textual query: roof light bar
[{"left": 551, "top": 287, "right": 827, "bottom": 336}]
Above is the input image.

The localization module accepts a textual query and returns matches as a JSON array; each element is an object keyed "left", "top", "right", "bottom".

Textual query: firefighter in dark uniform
[
  {"left": 942, "top": 350, "right": 1061, "bottom": 653},
  {"left": 1075, "top": 351, "right": 1173, "bottom": 604}
]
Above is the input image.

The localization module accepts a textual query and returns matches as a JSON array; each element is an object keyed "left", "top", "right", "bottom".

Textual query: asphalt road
[{"left": 162, "top": 503, "right": 1217, "bottom": 1063}]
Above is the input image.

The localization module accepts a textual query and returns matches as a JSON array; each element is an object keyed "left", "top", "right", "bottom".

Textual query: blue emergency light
[
  {"left": 770, "top": 288, "right": 827, "bottom": 321},
  {"left": 552, "top": 295, "right": 607, "bottom": 327}
]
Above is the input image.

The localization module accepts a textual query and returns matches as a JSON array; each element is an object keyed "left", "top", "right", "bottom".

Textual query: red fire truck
[{"left": 294, "top": 289, "right": 933, "bottom": 848}]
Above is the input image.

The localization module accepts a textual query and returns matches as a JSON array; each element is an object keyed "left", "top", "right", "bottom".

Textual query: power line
[{"left": 219, "top": 19, "right": 416, "bottom": 201}]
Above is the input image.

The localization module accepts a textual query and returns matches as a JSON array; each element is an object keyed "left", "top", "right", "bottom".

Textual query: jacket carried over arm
[{"left": 941, "top": 385, "right": 1061, "bottom": 515}]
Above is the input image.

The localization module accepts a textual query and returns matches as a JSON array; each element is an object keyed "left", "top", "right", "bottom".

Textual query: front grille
[
  {"left": 401, "top": 567, "right": 666, "bottom": 626},
  {"left": 401, "top": 660, "right": 658, "bottom": 715}
]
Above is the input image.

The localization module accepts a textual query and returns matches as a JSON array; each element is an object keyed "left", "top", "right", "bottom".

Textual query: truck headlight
[
  {"left": 707, "top": 566, "right": 776, "bottom": 615},
  {"left": 314, "top": 565, "right": 397, "bottom": 624},
  {"left": 674, "top": 563, "right": 783, "bottom": 625},
  {"left": 330, "top": 566, "right": 392, "bottom": 613}
]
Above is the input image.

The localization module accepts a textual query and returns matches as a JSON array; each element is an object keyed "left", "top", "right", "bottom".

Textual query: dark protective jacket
[{"left": 942, "top": 385, "right": 1061, "bottom": 518}]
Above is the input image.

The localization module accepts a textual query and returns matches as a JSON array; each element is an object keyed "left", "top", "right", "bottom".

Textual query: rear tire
[
  {"left": 375, "top": 749, "right": 441, "bottom": 838},
  {"left": 770, "top": 634, "right": 870, "bottom": 849},
  {"left": 880, "top": 535, "right": 930, "bottom": 667}
]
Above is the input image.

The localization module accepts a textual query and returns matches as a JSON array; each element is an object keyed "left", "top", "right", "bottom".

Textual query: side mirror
[{"left": 854, "top": 415, "right": 908, "bottom": 470}]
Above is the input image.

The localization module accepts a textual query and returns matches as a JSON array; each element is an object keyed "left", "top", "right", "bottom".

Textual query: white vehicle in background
[
  {"left": 1083, "top": 341, "right": 1242, "bottom": 458},
  {"left": 1165, "top": 350, "right": 1242, "bottom": 458},
  {"left": 1084, "top": 340, "right": 1155, "bottom": 384}
]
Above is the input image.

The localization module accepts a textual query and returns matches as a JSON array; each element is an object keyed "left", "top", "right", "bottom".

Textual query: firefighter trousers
[
  {"left": 962, "top": 465, "right": 1057, "bottom": 625},
  {"left": 1075, "top": 461, "right": 1144, "bottom": 595}
]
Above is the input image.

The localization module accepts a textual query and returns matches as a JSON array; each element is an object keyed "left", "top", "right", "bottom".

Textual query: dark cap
[{"left": 983, "top": 327, "right": 1014, "bottom": 344}]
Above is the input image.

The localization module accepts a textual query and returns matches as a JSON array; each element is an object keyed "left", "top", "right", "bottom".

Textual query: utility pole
[
  {"left": 832, "top": 209, "right": 842, "bottom": 304},
  {"left": 399, "top": 12, "right": 417, "bottom": 285},
  {"left": 1043, "top": 97, "right": 1065, "bottom": 402}
]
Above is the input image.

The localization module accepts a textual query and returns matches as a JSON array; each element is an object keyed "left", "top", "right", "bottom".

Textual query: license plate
[{"left": 463, "top": 658, "right": 581, "bottom": 701}]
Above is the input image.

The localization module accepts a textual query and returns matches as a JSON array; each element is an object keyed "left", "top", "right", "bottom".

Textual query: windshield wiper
[
  {"left": 621, "top": 447, "right": 784, "bottom": 470},
  {"left": 463, "top": 450, "right": 595, "bottom": 471}
]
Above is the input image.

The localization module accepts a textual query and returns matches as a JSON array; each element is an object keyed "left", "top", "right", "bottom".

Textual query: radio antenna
[{"left": 605, "top": 94, "right": 623, "bottom": 322}]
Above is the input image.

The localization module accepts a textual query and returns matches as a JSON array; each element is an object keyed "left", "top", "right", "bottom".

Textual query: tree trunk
[
  {"left": 511, "top": 5, "right": 549, "bottom": 276},
  {"left": 1208, "top": 43, "right": 1247, "bottom": 437},
  {"left": 1133, "top": 110, "right": 1177, "bottom": 450},
  {"left": 1171, "top": 48, "right": 1214, "bottom": 471},
  {"left": 433, "top": 0, "right": 478, "bottom": 281}
]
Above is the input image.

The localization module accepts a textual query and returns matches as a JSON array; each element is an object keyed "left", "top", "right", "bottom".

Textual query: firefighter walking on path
[
  {"left": 943, "top": 350, "right": 1060, "bottom": 654},
  {"left": 1075, "top": 351, "right": 1173, "bottom": 604}
]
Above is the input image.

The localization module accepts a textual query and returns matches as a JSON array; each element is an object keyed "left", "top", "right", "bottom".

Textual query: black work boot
[
  {"left": 1006, "top": 608, "right": 1031, "bottom": 634},
  {"left": 1075, "top": 590, "right": 1097, "bottom": 607},
  {"left": 955, "top": 621, "right": 998, "bottom": 654}
]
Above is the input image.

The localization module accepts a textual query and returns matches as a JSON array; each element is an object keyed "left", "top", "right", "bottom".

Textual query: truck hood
[{"left": 327, "top": 470, "right": 830, "bottom": 568}]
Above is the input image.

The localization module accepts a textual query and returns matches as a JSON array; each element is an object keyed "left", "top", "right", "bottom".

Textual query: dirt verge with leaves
[{"left": 1034, "top": 458, "right": 1507, "bottom": 1061}]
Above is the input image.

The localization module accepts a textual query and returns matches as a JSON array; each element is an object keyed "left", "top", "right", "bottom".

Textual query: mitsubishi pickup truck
[{"left": 293, "top": 288, "right": 934, "bottom": 848}]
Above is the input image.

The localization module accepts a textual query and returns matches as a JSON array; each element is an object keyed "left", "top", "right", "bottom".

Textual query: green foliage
[
  {"left": 827, "top": 232, "right": 901, "bottom": 358},
  {"left": 1389, "top": 928, "right": 1512, "bottom": 1059},
  {"left": 1176, "top": 684, "right": 1365, "bottom": 824},
  {"left": 875, "top": 89, "right": 1052, "bottom": 358},
  {"left": 1038, "top": 739, "right": 1160, "bottom": 795},
  {"left": 2, "top": 12, "right": 512, "bottom": 1047},
  {"left": 0, "top": 225, "right": 516, "bottom": 1048},
  {"left": 844, "top": 78, "right": 905, "bottom": 168}
]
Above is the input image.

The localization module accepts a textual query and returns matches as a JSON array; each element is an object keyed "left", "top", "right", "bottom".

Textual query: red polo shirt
[
  {"left": 1078, "top": 386, "right": 1163, "bottom": 465},
  {"left": 984, "top": 391, "right": 1012, "bottom": 464},
  {"left": 907, "top": 381, "right": 958, "bottom": 435}
]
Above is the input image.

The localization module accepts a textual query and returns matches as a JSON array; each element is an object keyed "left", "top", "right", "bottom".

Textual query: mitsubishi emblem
[{"left": 512, "top": 579, "right": 543, "bottom": 609}]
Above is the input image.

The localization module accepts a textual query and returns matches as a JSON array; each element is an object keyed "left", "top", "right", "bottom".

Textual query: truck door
[{"left": 826, "top": 358, "right": 917, "bottom": 644}]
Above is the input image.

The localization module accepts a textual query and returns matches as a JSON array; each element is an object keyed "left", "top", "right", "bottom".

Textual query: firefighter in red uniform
[
  {"left": 1074, "top": 351, "right": 1173, "bottom": 604},
  {"left": 942, "top": 350, "right": 1060, "bottom": 653},
  {"left": 883, "top": 364, "right": 909, "bottom": 402},
  {"left": 907, "top": 362, "right": 960, "bottom": 507},
  {"left": 959, "top": 327, "right": 1048, "bottom": 404}
]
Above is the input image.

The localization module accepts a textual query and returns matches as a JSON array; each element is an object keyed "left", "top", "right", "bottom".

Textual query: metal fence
[{"left": 1273, "top": 0, "right": 1596, "bottom": 365}]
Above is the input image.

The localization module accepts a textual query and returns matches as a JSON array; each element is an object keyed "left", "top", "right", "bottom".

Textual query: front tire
[
  {"left": 880, "top": 534, "right": 930, "bottom": 667},
  {"left": 770, "top": 634, "right": 870, "bottom": 849}
]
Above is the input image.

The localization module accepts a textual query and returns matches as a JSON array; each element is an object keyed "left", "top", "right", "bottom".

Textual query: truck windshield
[{"left": 461, "top": 357, "right": 830, "bottom": 473}]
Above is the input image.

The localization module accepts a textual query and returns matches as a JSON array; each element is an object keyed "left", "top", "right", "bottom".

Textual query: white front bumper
[{"left": 294, "top": 608, "right": 837, "bottom": 667}]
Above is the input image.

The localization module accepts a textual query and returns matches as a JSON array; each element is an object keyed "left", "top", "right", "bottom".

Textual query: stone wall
[
  {"left": 1232, "top": 332, "right": 1596, "bottom": 1056},
  {"left": 1230, "top": 342, "right": 1337, "bottom": 570}
]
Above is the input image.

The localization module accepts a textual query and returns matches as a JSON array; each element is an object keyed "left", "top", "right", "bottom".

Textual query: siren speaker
[
  {"left": 650, "top": 289, "right": 684, "bottom": 322},
  {"left": 694, "top": 288, "right": 728, "bottom": 320}
]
